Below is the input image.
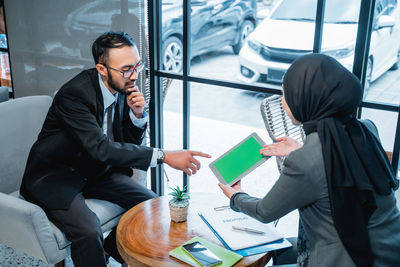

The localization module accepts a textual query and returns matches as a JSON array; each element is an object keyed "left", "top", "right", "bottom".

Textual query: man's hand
[
  {"left": 259, "top": 137, "right": 302, "bottom": 157},
  {"left": 126, "top": 86, "right": 146, "bottom": 117},
  {"left": 218, "top": 181, "right": 244, "bottom": 199},
  {"left": 163, "top": 150, "right": 211, "bottom": 176}
]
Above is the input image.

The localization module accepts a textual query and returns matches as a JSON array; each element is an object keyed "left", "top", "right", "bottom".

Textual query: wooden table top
[{"left": 116, "top": 192, "right": 271, "bottom": 267}]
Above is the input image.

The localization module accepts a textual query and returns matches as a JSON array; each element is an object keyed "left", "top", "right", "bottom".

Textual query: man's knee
[
  {"left": 80, "top": 224, "right": 103, "bottom": 242},
  {"left": 74, "top": 215, "right": 103, "bottom": 241}
]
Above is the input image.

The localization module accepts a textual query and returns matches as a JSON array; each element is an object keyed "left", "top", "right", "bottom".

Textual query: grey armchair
[{"left": 0, "top": 96, "right": 125, "bottom": 266}]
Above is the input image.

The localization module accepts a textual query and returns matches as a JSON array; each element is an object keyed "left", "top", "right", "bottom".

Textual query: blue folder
[{"left": 199, "top": 213, "right": 292, "bottom": 257}]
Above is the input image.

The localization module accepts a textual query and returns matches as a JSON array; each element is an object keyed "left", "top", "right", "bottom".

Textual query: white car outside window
[{"left": 239, "top": 0, "right": 400, "bottom": 93}]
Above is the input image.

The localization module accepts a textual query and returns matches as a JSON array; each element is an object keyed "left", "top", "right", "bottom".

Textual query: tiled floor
[
  {"left": 0, "top": 244, "right": 67, "bottom": 267},
  {"left": 0, "top": 242, "right": 120, "bottom": 267}
]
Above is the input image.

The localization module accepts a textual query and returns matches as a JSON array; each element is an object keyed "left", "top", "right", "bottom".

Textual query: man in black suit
[{"left": 20, "top": 31, "right": 210, "bottom": 267}]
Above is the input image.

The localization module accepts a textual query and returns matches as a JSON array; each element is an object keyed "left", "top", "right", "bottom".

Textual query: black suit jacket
[{"left": 20, "top": 69, "right": 153, "bottom": 210}]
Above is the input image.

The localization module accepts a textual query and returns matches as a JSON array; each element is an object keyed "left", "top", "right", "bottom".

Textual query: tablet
[{"left": 209, "top": 132, "right": 269, "bottom": 186}]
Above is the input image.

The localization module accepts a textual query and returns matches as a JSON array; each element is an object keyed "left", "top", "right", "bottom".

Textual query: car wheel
[
  {"left": 364, "top": 57, "right": 373, "bottom": 98},
  {"left": 232, "top": 20, "right": 255, "bottom": 54},
  {"left": 162, "top": 36, "right": 183, "bottom": 73}
]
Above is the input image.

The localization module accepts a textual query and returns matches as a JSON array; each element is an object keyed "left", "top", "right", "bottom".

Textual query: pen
[
  {"left": 213, "top": 205, "right": 230, "bottom": 211},
  {"left": 232, "top": 226, "right": 265, "bottom": 235}
]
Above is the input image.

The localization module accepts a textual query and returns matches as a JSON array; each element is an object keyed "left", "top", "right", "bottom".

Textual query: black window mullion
[
  {"left": 313, "top": 0, "right": 325, "bottom": 53},
  {"left": 392, "top": 111, "right": 400, "bottom": 173},
  {"left": 354, "top": 0, "right": 376, "bottom": 118},
  {"left": 182, "top": 0, "right": 191, "bottom": 192},
  {"left": 148, "top": 0, "right": 164, "bottom": 196}
]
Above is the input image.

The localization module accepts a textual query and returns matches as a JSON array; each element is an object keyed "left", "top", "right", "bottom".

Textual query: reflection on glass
[
  {"left": 238, "top": 0, "right": 400, "bottom": 104},
  {"left": 239, "top": 0, "right": 360, "bottom": 89},
  {"left": 162, "top": 0, "right": 257, "bottom": 75},
  {"left": 0, "top": 51, "right": 11, "bottom": 88},
  {"left": 163, "top": 79, "right": 184, "bottom": 191},
  {"left": 161, "top": 0, "right": 183, "bottom": 73},
  {"left": 6, "top": 0, "right": 147, "bottom": 97},
  {"left": 0, "top": 34, "right": 7, "bottom": 49},
  {"left": 364, "top": 0, "right": 400, "bottom": 104}
]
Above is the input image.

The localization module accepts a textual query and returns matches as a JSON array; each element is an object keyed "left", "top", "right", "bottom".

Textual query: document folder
[{"left": 199, "top": 208, "right": 292, "bottom": 257}]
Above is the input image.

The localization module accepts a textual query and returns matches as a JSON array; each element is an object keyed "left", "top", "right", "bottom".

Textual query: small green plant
[
  {"left": 168, "top": 185, "right": 190, "bottom": 202},
  {"left": 168, "top": 185, "right": 190, "bottom": 222}
]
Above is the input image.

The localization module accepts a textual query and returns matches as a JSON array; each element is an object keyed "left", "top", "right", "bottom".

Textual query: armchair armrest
[{"left": 0, "top": 192, "right": 67, "bottom": 264}]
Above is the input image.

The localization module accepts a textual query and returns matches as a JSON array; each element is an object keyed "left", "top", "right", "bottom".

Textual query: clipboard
[{"left": 209, "top": 132, "right": 269, "bottom": 186}]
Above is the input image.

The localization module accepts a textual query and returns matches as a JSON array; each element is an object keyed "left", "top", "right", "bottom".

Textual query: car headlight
[
  {"left": 247, "top": 39, "right": 261, "bottom": 54},
  {"left": 322, "top": 45, "right": 354, "bottom": 59}
]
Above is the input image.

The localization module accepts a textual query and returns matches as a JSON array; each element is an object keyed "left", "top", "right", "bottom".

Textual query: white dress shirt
[{"left": 98, "top": 74, "right": 157, "bottom": 167}]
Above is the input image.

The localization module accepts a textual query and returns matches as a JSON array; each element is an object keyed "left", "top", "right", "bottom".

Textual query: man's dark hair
[{"left": 92, "top": 31, "right": 136, "bottom": 64}]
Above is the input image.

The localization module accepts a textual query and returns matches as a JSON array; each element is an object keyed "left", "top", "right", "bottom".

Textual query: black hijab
[{"left": 283, "top": 54, "right": 398, "bottom": 267}]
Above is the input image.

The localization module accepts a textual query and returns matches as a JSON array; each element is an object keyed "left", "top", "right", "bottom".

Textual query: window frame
[{"left": 148, "top": 0, "right": 400, "bottom": 195}]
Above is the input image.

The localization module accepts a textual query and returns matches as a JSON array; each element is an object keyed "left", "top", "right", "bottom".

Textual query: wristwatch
[{"left": 157, "top": 149, "right": 165, "bottom": 165}]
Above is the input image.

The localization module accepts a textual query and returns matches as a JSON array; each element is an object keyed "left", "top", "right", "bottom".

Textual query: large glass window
[
  {"left": 161, "top": 0, "right": 184, "bottom": 73},
  {"left": 320, "top": 0, "right": 360, "bottom": 76},
  {"left": 364, "top": 0, "right": 400, "bottom": 104},
  {"left": 154, "top": 0, "right": 400, "bottom": 199},
  {"left": 189, "top": 0, "right": 258, "bottom": 82}
]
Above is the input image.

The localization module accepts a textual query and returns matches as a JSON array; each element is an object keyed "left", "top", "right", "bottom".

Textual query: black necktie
[{"left": 107, "top": 103, "right": 114, "bottom": 141}]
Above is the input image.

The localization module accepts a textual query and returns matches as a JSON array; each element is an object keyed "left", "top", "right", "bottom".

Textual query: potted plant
[{"left": 168, "top": 185, "right": 190, "bottom": 223}]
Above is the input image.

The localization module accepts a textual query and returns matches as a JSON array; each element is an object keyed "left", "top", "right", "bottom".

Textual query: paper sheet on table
[{"left": 199, "top": 207, "right": 283, "bottom": 250}]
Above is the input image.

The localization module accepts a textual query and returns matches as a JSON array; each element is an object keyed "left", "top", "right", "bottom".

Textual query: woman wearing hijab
[{"left": 219, "top": 54, "right": 400, "bottom": 267}]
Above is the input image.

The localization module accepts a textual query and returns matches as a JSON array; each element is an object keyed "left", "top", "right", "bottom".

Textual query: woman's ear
[{"left": 96, "top": 63, "right": 107, "bottom": 77}]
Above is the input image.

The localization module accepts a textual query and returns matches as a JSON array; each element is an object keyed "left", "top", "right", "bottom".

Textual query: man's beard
[{"left": 107, "top": 69, "right": 134, "bottom": 95}]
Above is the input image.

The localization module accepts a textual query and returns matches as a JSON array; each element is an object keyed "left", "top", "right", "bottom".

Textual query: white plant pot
[{"left": 169, "top": 199, "right": 189, "bottom": 223}]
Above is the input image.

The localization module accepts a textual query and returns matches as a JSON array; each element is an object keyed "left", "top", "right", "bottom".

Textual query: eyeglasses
[{"left": 103, "top": 59, "right": 144, "bottom": 78}]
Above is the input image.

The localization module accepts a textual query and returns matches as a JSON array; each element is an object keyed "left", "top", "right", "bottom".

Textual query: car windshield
[{"left": 271, "top": 0, "right": 361, "bottom": 24}]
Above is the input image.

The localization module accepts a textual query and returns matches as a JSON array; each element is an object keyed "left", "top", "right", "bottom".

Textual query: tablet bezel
[{"left": 209, "top": 132, "right": 269, "bottom": 186}]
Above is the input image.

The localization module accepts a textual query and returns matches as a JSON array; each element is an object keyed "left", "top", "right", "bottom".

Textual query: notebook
[{"left": 169, "top": 236, "right": 242, "bottom": 267}]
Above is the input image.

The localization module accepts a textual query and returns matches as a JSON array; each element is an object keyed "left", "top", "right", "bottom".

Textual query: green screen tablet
[{"left": 209, "top": 132, "right": 269, "bottom": 185}]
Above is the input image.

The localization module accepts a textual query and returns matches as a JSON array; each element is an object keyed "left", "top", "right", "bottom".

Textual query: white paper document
[{"left": 199, "top": 207, "right": 283, "bottom": 250}]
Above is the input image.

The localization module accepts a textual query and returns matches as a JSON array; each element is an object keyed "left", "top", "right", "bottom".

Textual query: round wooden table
[{"left": 117, "top": 192, "right": 271, "bottom": 267}]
